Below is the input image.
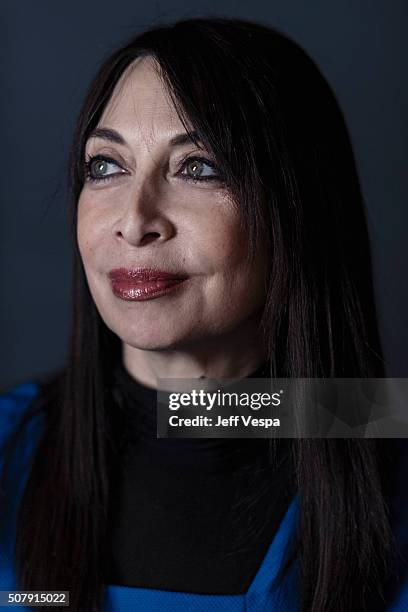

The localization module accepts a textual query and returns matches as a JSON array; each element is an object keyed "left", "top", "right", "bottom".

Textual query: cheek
[
  {"left": 191, "top": 209, "right": 267, "bottom": 306},
  {"left": 76, "top": 195, "right": 106, "bottom": 267},
  {"left": 192, "top": 209, "right": 249, "bottom": 273},
  {"left": 190, "top": 199, "right": 241, "bottom": 256},
  {"left": 76, "top": 197, "right": 90, "bottom": 258}
]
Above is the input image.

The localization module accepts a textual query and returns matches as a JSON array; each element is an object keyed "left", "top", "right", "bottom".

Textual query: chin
[{"left": 109, "top": 319, "right": 196, "bottom": 352}]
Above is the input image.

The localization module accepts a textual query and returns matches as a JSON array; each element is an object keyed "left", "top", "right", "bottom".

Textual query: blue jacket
[{"left": 0, "top": 381, "right": 407, "bottom": 611}]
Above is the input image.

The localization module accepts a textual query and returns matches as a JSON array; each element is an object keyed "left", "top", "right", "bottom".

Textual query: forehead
[{"left": 97, "top": 56, "right": 185, "bottom": 144}]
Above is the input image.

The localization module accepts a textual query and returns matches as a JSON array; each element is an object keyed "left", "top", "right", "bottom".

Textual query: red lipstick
[{"left": 108, "top": 267, "right": 189, "bottom": 301}]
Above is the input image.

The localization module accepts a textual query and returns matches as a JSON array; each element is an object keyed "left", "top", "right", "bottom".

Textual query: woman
[{"left": 0, "top": 17, "right": 406, "bottom": 612}]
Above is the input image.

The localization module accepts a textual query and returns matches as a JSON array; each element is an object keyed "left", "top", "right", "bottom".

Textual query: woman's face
[{"left": 77, "top": 56, "right": 268, "bottom": 351}]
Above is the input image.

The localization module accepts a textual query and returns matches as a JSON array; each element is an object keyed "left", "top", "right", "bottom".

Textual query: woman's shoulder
[
  {"left": 0, "top": 370, "right": 63, "bottom": 454},
  {"left": 0, "top": 379, "right": 41, "bottom": 448}
]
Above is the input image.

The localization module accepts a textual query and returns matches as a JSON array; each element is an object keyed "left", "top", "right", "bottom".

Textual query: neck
[{"left": 123, "top": 318, "right": 268, "bottom": 388}]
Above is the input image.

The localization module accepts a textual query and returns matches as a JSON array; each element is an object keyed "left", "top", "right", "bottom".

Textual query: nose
[{"left": 113, "top": 178, "right": 175, "bottom": 247}]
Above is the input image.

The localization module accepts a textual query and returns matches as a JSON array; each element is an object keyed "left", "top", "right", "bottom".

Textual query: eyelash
[{"left": 83, "top": 154, "right": 223, "bottom": 184}]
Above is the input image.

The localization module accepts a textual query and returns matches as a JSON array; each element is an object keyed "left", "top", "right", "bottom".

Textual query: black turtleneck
[{"left": 104, "top": 361, "right": 295, "bottom": 594}]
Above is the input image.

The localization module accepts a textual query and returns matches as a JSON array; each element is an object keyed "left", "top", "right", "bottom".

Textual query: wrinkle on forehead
[{"left": 98, "top": 56, "right": 189, "bottom": 153}]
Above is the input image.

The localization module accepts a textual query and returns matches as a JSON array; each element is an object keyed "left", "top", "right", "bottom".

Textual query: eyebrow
[
  {"left": 87, "top": 127, "right": 202, "bottom": 148},
  {"left": 88, "top": 127, "right": 125, "bottom": 145}
]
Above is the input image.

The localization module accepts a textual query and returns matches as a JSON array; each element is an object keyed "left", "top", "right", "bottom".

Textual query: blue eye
[
  {"left": 83, "top": 154, "right": 223, "bottom": 185},
  {"left": 178, "top": 156, "right": 223, "bottom": 182},
  {"left": 84, "top": 155, "right": 126, "bottom": 183}
]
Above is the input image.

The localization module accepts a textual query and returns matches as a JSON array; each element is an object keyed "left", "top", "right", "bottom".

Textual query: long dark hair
[{"left": 11, "top": 17, "right": 396, "bottom": 611}]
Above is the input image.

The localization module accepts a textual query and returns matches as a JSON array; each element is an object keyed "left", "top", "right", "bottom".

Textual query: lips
[
  {"left": 108, "top": 267, "right": 188, "bottom": 282},
  {"left": 108, "top": 267, "right": 189, "bottom": 301}
]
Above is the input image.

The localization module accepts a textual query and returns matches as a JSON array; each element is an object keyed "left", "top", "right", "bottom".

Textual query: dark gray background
[{"left": 1, "top": 1, "right": 407, "bottom": 389}]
